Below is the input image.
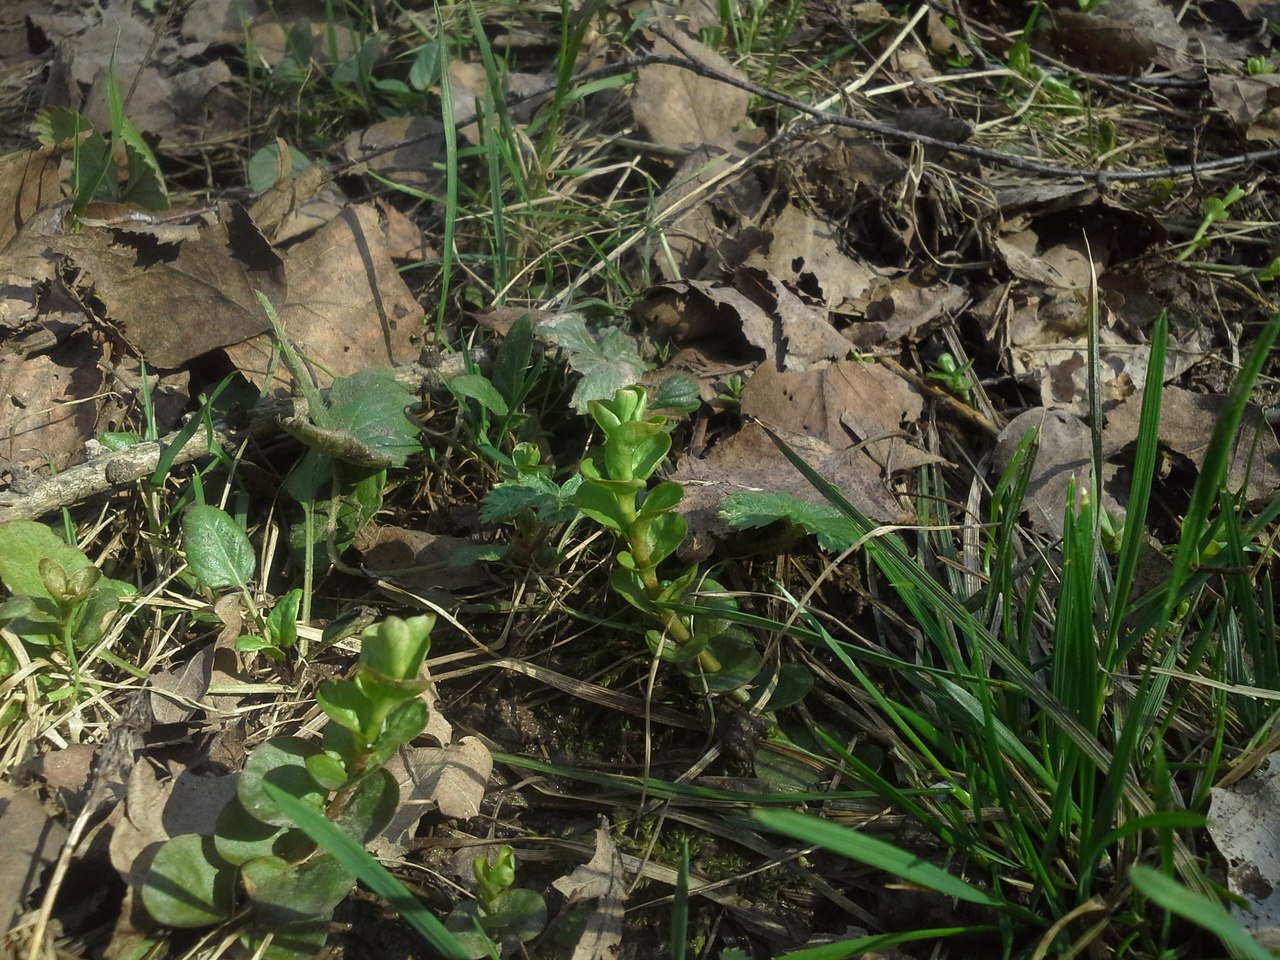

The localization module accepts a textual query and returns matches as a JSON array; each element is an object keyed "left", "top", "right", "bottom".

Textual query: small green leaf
[
  {"left": 234, "top": 636, "right": 284, "bottom": 659},
  {"left": 183, "top": 506, "right": 256, "bottom": 590},
  {"left": 573, "top": 480, "right": 630, "bottom": 533},
  {"left": 644, "top": 511, "right": 687, "bottom": 567},
  {"left": 748, "top": 663, "right": 814, "bottom": 711},
  {"left": 333, "top": 767, "right": 399, "bottom": 843},
  {"left": 639, "top": 481, "right": 684, "bottom": 516},
  {"left": 317, "top": 680, "right": 377, "bottom": 738},
  {"left": 241, "top": 852, "right": 355, "bottom": 924},
  {"left": 448, "top": 374, "right": 509, "bottom": 416},
  {"left": 700, "top": 632, "right": 761, "bottom": 692},
  {"left": 367, "top": 698, "right": 430, "bottom": 769},
  {"left": 609, "top": 568, "right": 653, "bottom": 614},
  {"left": 651, "top": 374, "right": 701, "bottom": 413},
  {"left": 242, "top": 919, "right": 332, "bottom": 960},
  {"left": 492, "top": 314, "right": 534, "bottom": 404},
  {"left": 238, "top": 737, "right": 327, "bottom": 827},
  {"left": 214, "top": 795, "right": 312, "bottom": 866},
  {"left": 265, "top": 588, "right": 303, "bottom": 650},
  {"left": 305, "top": 753, "right": 348, "bottom": 790},
  {"left": 140, "top": 835, "right": 236, "bottom": 928}
]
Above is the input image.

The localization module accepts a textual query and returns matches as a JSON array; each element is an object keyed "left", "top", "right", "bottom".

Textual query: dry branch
[{"left": 0, "top": 354, "right": 471, "bottom": 524}]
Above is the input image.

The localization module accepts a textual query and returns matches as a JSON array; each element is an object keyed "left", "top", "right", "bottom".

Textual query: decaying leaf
[
  {"left": 1209, "top": 753, "right": 1280, "bottom": 949},
  {"left": 224, "top": 204, "right": 423, "bottom": 391},
  {"left": 0, "top": 782, "right": 69, "bottom": 931},
  {"left": 632, "top": 31, "right": 749, "bottom": 150},
  {"left": 670, "top": 421, "right": 909, "bottom": 559},
  {"left": 745, "top": 204, "right": 880, "bottom": 313},
  {"left": 740, "top": 360, "right": 943, "bottom": 473},
  {"left": 353, "top": 526, "right": 487, "bottom": 599},
  {"left": 373, "top": 737, "right": 494, "bottom": 857},
  {"left": 552, "top": 821, "right": 627, "bottom": 960}
]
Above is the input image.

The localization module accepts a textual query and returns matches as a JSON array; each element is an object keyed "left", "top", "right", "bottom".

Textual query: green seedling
[
  {"left": 140, "top": 615, "right": 444, "bottom": 959},
  {"left": 256, "top": 293, "right": 423, "bottom": 625},
  {"left": 574, "top": 387, "right": 809, "bottom": 707},
  {"left": 35, "top": 67, "right": 168, "bottom": 218},
  {"left": 0, "top": 520, "right": 138, "bottom": 718},
  {"left": 445, "top": 845, "right": 548, "bottom": 958},
  {"left": 926, "top": 352, "right": 975, "bottom": 405},
  {"left": 1176, "top": 183, "right": 1247, "bottom": 261}
]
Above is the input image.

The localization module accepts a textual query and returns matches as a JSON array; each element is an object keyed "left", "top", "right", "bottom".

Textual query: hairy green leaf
[{"left": 183, "top": 506, "right": 256, "bottom": 590}]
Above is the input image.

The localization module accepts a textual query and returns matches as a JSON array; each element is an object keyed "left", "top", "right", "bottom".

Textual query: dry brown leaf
[
  {"left": 848, "top": 273, "right": 966, "bottom": 350},
  {"left": 992, "top": 408, "right": 1120, "bottom": 539},
  {"left": 670, "top": 421, "right": 908, "bottom": 559},
  {"left": 374, "top": 737, "right": 493, "bottom": 856},
  {"left": 1104, "top": 386, "right": 1280, "bottom": 501},
  {"left": 448, "top": 62, "right": 547, "bottom": 145},
  {"left": 746, "top": 204, "right": 880, "bottom": 312},
  {"left": 149, "top": 645, "right": 213, "bottom": 725},
  {"left": 224, "top": 204, "right": 423, "bottom": 391},
  {"left": 46, "top": 203, "right": 284, "bottom": 369},
  {"left": 343, "top": 115, "right": 446, "bottom": 190},
  {"left": 653, "top": 132, "right": 767, "bottom": 281},
  {"left": 552, "top": 821, "right": 626, "bottom": 960},
  {"left": 352, "top": 526, "right": 487, "bottom": 598},
  {"left": 741, "top": 360, "right": 942, "bottom": 473},
  {"left": 632, "top": 33, "right": 749, "bottom": 149},
  {"left": 1208, "top": 753, "right": 1280, "bottom": 947},
  {"left": 0, "top": 333, "right": 108, "bottom": 477},
  {"left": 0, "top": 784, "right": 68, "bottom": 931},
  {"left": 0, "top": 148, "right": 63, "bottom": 252},
  {"left": 249, "top": 164, "right": 346, "bottom": 246}
]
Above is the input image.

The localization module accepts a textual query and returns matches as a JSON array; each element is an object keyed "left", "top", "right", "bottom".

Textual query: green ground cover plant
[{"left": 4, "top": 3, "right": 1280, "bottom": 960}]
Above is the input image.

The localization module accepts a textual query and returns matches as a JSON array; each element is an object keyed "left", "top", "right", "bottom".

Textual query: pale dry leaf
[
  {"left": 352, "top": 526, "right": 487, "bottom": 598},
  {"left": 47, "top": 203, "right": 285, "bottom": 369},
  {"left": 746, "top": 204, "right": 880, "bottom": 312},
  {"left": 448, "top": 62, "right": 548, "bottom": 145},
  {"left": 654, "top": 133, "right": 767, "bottom": 281},
  {"left": 0, "top": 333, "right": 107, "bottom": 477},
  {"left": 376, "top": 737, "right": 494, "bottom": 853},
  {"left": 0, "top": 148, "right": 63, "bottom": 251},
  {"left": 670, "top": 421, "right": 908, "bottom": 559},
  {"left": 1209, "top": 753, "right": 1280, "bottom": 948},
  {"left": 149, "top": 645, "right": 213, "bottom": 725},
  {"left": 343, "top": 115, "right": 446, "bottom": 190},
  {"left": 1103, "top": 386, "right": 1280, "bottom": 501},
  {"left": 553, "top": 821, "right": 626, "bottom": 960},
  {"left": 848, "top": 274, "right": 966, "bottom": 350},
  {"left": 631, "top": 34, "right": 749, "bottom": 149}
]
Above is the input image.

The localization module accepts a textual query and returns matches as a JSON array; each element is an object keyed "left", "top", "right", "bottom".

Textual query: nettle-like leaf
[
  {"left": 183, "top": 506, "right": 256, "bottom": 590},
  {"left": 720, "top": 491, "right": 860, "bottom": 553},
  {"left": 324, "top": 368, "right": 423, "bottom": 468},
  {"left": 238, "top": 737, "right": 328, "bottom": 826},
  {"left": 481, "top": 472, "right": 580, "bottom": 525},
  {"left": 241, "top": 852, "right": 356, "bottom": 924},
  {"left": 537, "top": 315, "right": 649, "bottom": 412},
  {"left": 141, "top": 834, "right": 236, "bottom": 928}
]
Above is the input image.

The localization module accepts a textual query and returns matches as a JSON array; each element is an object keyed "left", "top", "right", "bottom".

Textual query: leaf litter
[{"left": 1, "top": 0, "right": 1280, "bottom": 957}]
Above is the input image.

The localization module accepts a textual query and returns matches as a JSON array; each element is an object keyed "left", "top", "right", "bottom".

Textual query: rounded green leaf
[
  {"left": 748, "top": 663, "right": 814, "bottom": 711},
  {"left": 242, "top": 919, "right": 332, "bottom": 960},
  {"left": 367, "top": 698, "right": 429, "bottom": 769},
  {"left": 241, "top": 852, "right": 356, "bottom": 924},
  {"left": 238, "top": 737, "right": 327, "bottom": 827},
  {"left": 140, "top": 834, "right": 236, "bottom": 928},
  {"left": 316, "top": 679, "right": 376, "bottom": 736},
  {"left": 305, "top": 753, "right": 348, "bottom": 790},
  {"left": 700, "top": 632, "right": 763, "bottom": 693},
  {"left": 645, "top": 628, "right": 707, "bottom": 664},
  {"left": 183, "top": 505, "right": 256, "bottom": 589},
  {"left": 334, "top": 767, "right": 399, "bottom": 843},
  {"left": 639, "top": 480, "right": 684, "bottom": 516},
  {"left": 643, "top": 511, "right": 687, "bottom": 566},
  {"left": 488, "top": 888, "right": 547, "bottom": 943},
  {"left": 214, "top": 795, "right": 313, "bottom": 866}
]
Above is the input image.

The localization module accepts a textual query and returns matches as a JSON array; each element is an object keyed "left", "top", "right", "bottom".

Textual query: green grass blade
[
  {"left": 752, "top": 808, "right": 1008, "bottom": 911},
  {"left": 435, "top": 8, "right": 458, "bottom": 336},
  {"left": 671, "top": 840, "right": 689, "bottom": 960},
  {"left": 261, "top": 782, "right": 470, "bottom": 959},
  {"left": 1130, "top": 865, "right": 1273, "bottom": 960},
  {"left": 772, "top": 925, "right": 987, "bottom": 960}
]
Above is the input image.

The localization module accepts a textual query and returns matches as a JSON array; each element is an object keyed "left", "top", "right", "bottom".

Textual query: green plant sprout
[
  {"left": 140, "top": 615, "right": 444, "bottom": 959},
  {"left": 444, "top": 845, "right": 548, "bottom": 958},
  {"left": 0, "top": 520, "right": 139, "bottom": 720},
  {"left": 574, "top": 387, "right": 810, "bottom": 707},
  {"left": 255, "top": 293, "right": 423, "bottom": 626},
  {"left": 1176, "top": 183, "right": 1247, "bottom": 261},
  {"left": 926, "top": 353, "right": 975, "bottom": 405}
]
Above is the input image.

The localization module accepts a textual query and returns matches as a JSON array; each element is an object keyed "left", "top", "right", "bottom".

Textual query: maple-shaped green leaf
[
  {"left": 536, "top": 315, "right": 649, "bottom": 412},
  {"left": 720, "top": 491, "right": 860, "bottom": 553},
  {"left": 323, "top": 368, "right": 423, "bottom": 468}
]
